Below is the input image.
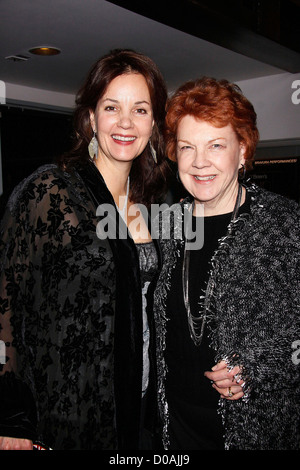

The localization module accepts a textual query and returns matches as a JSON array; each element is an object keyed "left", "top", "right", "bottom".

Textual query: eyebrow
[
  {"left": 177, "top": 137, "right": 227, "bottom": 144},
  {"left": 177, "top": 139, "right": 193, "bottom": 145},
  {"left": 101, "top": 98, "right": 151, "bottom": 105}
]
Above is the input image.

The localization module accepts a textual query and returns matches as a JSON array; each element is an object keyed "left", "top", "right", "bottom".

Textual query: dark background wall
[{"left": 0, "top": 106, "right": 72, "bottom": 217}]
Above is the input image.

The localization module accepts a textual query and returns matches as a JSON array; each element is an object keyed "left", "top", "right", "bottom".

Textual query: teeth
[
  {"left": 112, "top": 135, "right": 136, "bottom": 142},
  {"left": 195, "top": 175, "right": 215, "bottom": 181}
]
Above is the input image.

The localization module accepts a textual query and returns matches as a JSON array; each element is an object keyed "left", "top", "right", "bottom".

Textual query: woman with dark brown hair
[
  {"left": 153, "top": 77, "right": 300, "bottom": 450},
  {"left": 0, "top": 49, "right": 169, "bottom": 450}
]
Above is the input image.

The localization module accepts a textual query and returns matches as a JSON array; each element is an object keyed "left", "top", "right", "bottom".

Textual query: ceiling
[{"left": 0, "top": 0, "right": 300, "bottom": 98}]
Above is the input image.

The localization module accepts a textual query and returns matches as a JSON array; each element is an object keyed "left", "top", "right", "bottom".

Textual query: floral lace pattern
[{"left": 0, "top": 164, "right": 117, "bottom": 449}]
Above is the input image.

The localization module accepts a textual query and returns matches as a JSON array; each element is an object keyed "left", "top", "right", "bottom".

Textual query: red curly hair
[{"left": 165, "top": 77, "right": 259, "bottom": 170}]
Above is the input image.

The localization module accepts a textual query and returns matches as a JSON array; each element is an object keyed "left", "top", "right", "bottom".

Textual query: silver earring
[
  {"left": 88, "top": 131, "right": 98, "bottom": 160},
  {"left": 149, "top": 140, "right": 157, "bottom": 164}
]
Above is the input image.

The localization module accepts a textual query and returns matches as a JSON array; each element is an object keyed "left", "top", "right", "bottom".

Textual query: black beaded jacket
[
  {"left": 0, "top": 161, "right": 154, "bottom": 450},
  {"left": 153, "top": 184, "right": 300, "bottom": 450}
]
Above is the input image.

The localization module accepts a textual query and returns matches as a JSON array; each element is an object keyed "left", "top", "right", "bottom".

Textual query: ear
[
  {"left": 150, "top": 118, "right": 155, "bottom": 135},
  {"left": 89, "top": 109, "right": 96, "bottom": 132},
  {"left": 239, "top": 143, "right": 246, "bottom": 167}
]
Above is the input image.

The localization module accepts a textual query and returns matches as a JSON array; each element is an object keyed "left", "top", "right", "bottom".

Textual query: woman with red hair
[{"left": 153, "top": 77, "right": 300, "bottom": 450}]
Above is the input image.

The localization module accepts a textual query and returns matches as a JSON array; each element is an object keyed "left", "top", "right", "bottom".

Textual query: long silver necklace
[{"left": 182, "top": 184, "right": 243, "bottom": 346}]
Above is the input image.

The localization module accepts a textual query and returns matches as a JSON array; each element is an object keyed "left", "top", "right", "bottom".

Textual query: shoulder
[
  {"left": 248, "top": 183, "right": 299, "bottom": 216},
  {"left": 247, "top": 183, "right": 299, "bottom": 240},
  {"left": 9, "top": 163, "right": 75, "bottom": 192},
  {"left": 6, "top": 164, "right": 85, "bottom": 215}
]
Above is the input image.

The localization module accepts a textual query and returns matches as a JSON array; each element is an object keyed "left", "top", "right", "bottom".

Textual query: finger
[
  {"left": 220, "top": 389, "right": 244, "bottom": 401},
  {"left": 0, "top": 437, "right": 13, "bottom": 450},
  {"left": 19, "top": 439, "right": 33, "bottom": 450},
  {"left": 204, "top": 360, "right": 227, "bottom": 381},
  {"left": 205, "top": 364, "right": 242, "bottom": 383},
  {"left": 212, "top": 380, "right": 242, "bottom": 392},
  {"left": 204, "top": 367, "right": 227, "bottom": 381},
  {"left": 213, "top": 375, "right": 245, "bottom": 390},
  {"left": 211, "top": 360, "right": 227, "bottom": 371},
  {"left": 204, "top": 367, "right": 232, "bottom": 382},
  {"left": 0, "top": 437, "right": 33, "bottom": 450},
  {"left": 213, "top": 384, "right": 244, "bottom": 400}
]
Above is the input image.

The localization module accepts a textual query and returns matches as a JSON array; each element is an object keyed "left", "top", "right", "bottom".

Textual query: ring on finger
[{"left": 228, "top": 387, "right": 234, "bottom": 397}]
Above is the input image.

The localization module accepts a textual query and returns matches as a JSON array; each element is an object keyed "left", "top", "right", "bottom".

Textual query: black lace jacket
[
  {"left": 153, "top": 185, "right": 300, "bottom": 450},
  {"left": 0, "top": 161, "right": 149, "bottom": 450}
]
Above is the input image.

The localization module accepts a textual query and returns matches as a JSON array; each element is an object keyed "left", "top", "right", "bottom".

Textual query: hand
[
  {"left": 0, "top": 436, "right": 33, "bottom": 450},
  {"left": 204, "top": 360, "right": 245, "bottom": 400}
]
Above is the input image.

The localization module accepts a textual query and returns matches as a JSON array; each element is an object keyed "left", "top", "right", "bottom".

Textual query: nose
[
  {"left": 117, "top": 111, "right": 133, "bottom": 129},
  {"left": 192, "top": 147, "right": 210, "bottom": 168}
]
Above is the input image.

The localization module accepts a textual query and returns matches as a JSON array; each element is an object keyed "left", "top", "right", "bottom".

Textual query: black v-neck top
[{"left": 165, "top": 193, "right": 250, "bottom": 449}]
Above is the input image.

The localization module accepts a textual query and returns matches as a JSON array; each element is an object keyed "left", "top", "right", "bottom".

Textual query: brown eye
[{"left": 104, "top": 106, "right": 117, "bottom": 112}]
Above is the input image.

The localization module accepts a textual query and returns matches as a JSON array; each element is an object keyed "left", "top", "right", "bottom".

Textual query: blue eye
[
  {"left": 180, "top": 145, "right": 192, "bottom": 151},
  {"left": 210, "top": 143, "right": 226, "bottom": 151}
]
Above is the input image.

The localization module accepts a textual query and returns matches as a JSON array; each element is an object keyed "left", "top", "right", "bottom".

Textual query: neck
[
  {"left": 94, "top": 158, "right": 131, "bottom": 203},
  {"left": 194, "top": 184, "right": 245, "bottom": 217}
]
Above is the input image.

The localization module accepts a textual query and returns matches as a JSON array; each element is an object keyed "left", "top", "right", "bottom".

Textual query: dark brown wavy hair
[
  {"left": 58, "top": 49, "right": 170, "bottom": 206},
  {"left": 165, "top": 77, "right": 259, "bottom": 171}
]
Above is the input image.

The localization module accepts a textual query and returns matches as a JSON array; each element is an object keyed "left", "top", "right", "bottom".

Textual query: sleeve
[
  {"left": 223, "top": 322, "right": 300, "bottom": 398},
  {"left": 223, "top": 206, "right": 300, "bottom": 397},
  {"left": 0, "top": 193, "right": 38, "bottom": 441}
]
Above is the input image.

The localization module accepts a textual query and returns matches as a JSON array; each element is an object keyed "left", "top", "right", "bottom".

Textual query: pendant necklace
[{"left": 182, "top": 184, "right": 243, "bottom": 346}]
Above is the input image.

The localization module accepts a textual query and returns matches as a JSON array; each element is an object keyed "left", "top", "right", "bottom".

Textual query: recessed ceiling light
[{"left": 29, "top": 46, "right": 61, "bottom": 56}]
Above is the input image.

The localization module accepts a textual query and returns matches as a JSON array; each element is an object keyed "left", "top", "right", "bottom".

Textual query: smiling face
[
  {"left": 177, "top": 115, "right": 245, "bottom": 216},
  {"left": 90, "top": 73, "right": 154, "bottom": 169}
]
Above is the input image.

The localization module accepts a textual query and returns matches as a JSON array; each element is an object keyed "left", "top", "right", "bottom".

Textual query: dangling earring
[
  {"left": 239, "top": 163, "right": 246, "bottom": 182},
  {"left": 149, "top": 140, "right": 157, "bottom": 164},
  {"left": 88, "top": 130, "right": 98, "bottom": 160}
]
